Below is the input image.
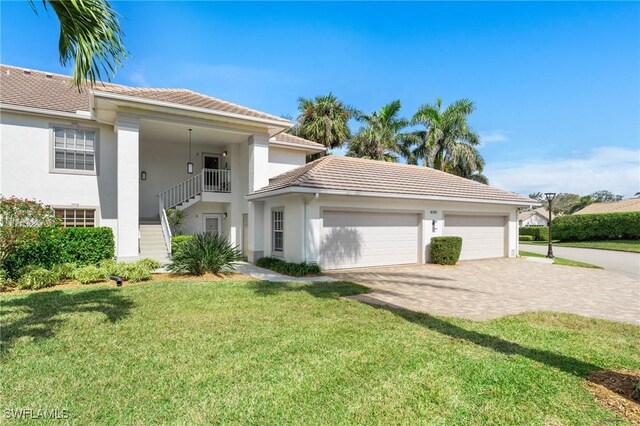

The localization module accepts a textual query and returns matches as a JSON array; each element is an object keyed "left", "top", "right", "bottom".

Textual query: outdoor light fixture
[
  {"left": 222, "top": 150, "right": 227, "bottom": 158},
  {"left": 223, "top": 212, "right": 228, "bottom": 219},
  {"left": 140, "top": 171, "right": 147, "bottom": 181},
  {"left": 186, "top": 129, "right": 194, "bottom": 174},
  {"left": 544, "top": 192, "right": 557, "bottom": 258}
]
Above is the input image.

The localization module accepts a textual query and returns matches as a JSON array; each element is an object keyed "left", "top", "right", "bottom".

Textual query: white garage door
[
  {"left": 320, "top": 211, "right": 419, "bottom": 269},
  {"left": 444, "top": 215, "right": 506, "bottom": 260}
]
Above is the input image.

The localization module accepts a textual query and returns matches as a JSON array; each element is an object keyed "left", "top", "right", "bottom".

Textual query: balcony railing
[
  {"left": 202, "top": 168, "right": 231, "bottom": 193},
  {"left": 159, "top": 168, "right": 231, "bottom": 211}
]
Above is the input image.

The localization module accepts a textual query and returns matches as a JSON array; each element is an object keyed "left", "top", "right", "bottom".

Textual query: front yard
[{"left": 2, "top": 279, "right": 639, "bottom": 424}]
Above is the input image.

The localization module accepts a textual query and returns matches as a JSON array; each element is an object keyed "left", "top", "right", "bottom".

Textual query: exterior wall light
[
  {"left": 222, "top": 150, "right": 227, "bottom": 158},
  {"left": 140, "top": 171, "right": 147, "bottom": 181},
  {"left": 187, "top": 128, "right": 194, "bottom": 174}
]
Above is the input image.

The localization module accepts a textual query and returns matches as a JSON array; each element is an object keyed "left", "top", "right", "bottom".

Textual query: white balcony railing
[{"left": 202, "top": 168, "right": 231, "bottom": 193}]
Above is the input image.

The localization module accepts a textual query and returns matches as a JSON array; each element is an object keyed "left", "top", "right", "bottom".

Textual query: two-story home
[{"left": 0, "top": 64, "right": 536, "bottom": 269}]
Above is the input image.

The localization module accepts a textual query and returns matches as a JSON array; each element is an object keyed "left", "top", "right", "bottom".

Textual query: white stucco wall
[
  {"left": 0, "top": 111, "right": 118, "bottom": 240},
  {"left": 268, "top": 147, "right": 306, "bottom": 178},
  {"left": 253, "top": 193, "right": 520, "bottom": 265}
]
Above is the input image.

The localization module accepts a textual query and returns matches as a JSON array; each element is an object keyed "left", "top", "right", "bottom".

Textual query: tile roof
[
  {"left": 574, "top": 198, "right": 640, "bottom": 214},
  {"left": 0, "top": 64, "right": 289, "bottom": 123},
  {"left": 272, "top": 132, "right": 325, "bottom": 150},
  {"left": 251, "top": 155, "right": 536, "bottom": 204}
]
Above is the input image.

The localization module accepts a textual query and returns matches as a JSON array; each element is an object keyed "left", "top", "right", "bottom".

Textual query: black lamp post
[{"left": 544, "top": 192, "right": 556, "bottom": 258}]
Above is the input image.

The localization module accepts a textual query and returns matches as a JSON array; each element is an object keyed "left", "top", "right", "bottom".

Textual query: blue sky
[{"left": 2, "top": 1, "right": 639, "bottom": 196}]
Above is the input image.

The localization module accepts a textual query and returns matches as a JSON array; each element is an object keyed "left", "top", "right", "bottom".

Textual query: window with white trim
[
  {"left": 272, "top": 208, "right": 284, "bottom": 253},
  {"left": 53, "top": 127, "right": 96, "bottom": 172},
  {"left": 55, "top": 209, "right": 96, "bottom": 227}
]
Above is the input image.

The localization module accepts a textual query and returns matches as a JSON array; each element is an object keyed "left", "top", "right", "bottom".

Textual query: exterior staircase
[{"left": 139, "top": 221, "right": 171, "bottom": 265}]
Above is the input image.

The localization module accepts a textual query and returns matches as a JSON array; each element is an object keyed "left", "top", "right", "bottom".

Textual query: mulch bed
[{"left": 586, "top": 369, "right": 640, "bottom": 424}]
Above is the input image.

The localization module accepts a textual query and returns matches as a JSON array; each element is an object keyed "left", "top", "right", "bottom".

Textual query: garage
[
  {"left": 444, "top": 214, "right": 506, "bottom": 260},
  {"left": 320, "top": 210, "right": 420, "bottom": 269}
]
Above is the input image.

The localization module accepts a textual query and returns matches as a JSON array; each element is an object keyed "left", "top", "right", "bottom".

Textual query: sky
[{"left": 1, "top": 1, "right": 639, "bottom": 197}]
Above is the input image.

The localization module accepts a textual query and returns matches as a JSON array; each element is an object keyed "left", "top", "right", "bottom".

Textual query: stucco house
[
  {"left": 518, "top": 207, "right": 552, "bottom": 227},
  {"left": 0, "top": 64, "right": 536, "bottom": 269}
]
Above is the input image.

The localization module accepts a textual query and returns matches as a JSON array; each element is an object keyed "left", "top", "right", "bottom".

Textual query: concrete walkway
[
  {"left": 328, "top": 259, "right": 640, "bottom": 325},
  {"left": 232, "top": 262, "right": 337, "bottom": 283},
  {"left": 521, "top": 244, "right": 640, "bottom": 276}
]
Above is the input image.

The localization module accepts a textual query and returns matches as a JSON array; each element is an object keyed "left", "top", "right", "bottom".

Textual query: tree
[
  {"left": 0, "top": 197, "right": 56, "bottom": 266},
  {"left": 346, "top": 100, "right": 410, "bottom": 162},
  {"left": 590, "top": 190, "right": 623, "bottom": 203},
  {"left": 406, "top": 98, "right": 486, "bottom": 182},
  {"left": 568, "top": 195, "right": 594, "bottom": 214},
  {"left": 295, "top": 93, "right": 354, "bottom": 150},
  {"left": 529, "top": 192, "right": 544, "bottom": 202},
  {"left": 29, "top": 0, "right": 127, "bottom": 88}
]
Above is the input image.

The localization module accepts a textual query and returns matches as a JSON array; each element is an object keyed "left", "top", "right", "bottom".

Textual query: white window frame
[
  {"left": 272, "top": 207, "right": 284, "bottom": 255},
  {"left": 49, "top": 125, "right": 99, "bottom": 175}
]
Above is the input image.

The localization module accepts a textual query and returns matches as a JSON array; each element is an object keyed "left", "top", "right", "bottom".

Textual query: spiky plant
[{"left": 168, "top": 233, "right": 243, "bottom": 276}]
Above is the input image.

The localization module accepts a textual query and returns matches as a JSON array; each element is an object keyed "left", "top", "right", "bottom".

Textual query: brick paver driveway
[{"left": 328, "top": 258, "right": 640, "bottom": 325}]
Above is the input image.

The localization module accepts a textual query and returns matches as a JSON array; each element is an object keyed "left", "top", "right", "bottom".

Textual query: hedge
[
  {"left": 3, "top": 227, "right": 114, "bottom": 279},
  {"left": 430, "top": 237, "right": 462, "bottom": 265},
  {"left": 552, "top": 212, "right": 640, "bottom": 242},
  {"left": 256, "top": 256, "right": 321, "bottom": 277},
  {"left": 519, "top": 235, "right": 534, "bottom": 242},
  {"left": 519, "top": 227, "right": 549, "bottom": 242},
  {"left": 171, "top": 235, "right": 194, "bottom": 255}
]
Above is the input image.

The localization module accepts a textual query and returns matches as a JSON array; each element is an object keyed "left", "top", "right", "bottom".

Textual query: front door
[
  {"left": 203, "top": 213, "right": 222, "bottom": 236},
  {"left": 203, "top": 154, "right": 220, "bottom": 190}
]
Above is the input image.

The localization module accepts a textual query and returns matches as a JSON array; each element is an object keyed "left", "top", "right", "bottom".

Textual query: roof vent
[
  {"left": 45, "top": 73, "right": 53, "bottom": 78},
  {"left": 23, "top": 69, "right": 31, "bottom": 75}
]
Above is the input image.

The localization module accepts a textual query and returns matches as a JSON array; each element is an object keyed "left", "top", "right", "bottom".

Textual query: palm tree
[
  {"left": 409, "top": 98, "right": 485, "bottom": 180},
  {"left": 347, "top": 100, "right": 410, "bottom": 162},
  {"left": 29, "top": 0, "right": 127, "bottom": 88},
  {"left": 295, "top": 93, "right": 353, "bottom": 149}
]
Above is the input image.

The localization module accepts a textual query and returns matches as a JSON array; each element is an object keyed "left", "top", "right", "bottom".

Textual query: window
[
  {"left": 53, "top": 127, "right": 96, "bottom": 172},
  {"left": 272, "top": 208, "right": 284, "bottom": 253},
  {"left": 55, "top": 209, "right": 96, "bottom": 227}
]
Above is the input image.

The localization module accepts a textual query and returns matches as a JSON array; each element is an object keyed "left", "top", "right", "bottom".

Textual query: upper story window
[
  {"left": 272, "top": 208, "right": 284, "bottom": 253},
  {"left": 52, "top": 127, "right": 96, "bottom": 173}
]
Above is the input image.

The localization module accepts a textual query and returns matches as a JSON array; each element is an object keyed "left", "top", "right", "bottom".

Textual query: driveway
[
  {"left": 328, "top": 258, "right": 640, "bottom": 325},
  {"left": 521, "top": 243, "right": 640, "bottom": 276}
]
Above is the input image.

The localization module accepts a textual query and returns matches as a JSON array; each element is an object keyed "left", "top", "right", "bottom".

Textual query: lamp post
[{"left": 544, "top": 192, "right": 556, "bottom": 258}]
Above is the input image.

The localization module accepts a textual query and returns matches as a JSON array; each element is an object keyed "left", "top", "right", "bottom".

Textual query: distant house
[
  {"left": 574, "top": 198, "right": 640, "bottom": 215},
  {"left": 519, "top": 208, "right": 552, "bottom": 227}
]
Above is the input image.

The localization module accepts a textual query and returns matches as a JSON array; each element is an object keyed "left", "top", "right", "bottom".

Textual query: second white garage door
[
  {"left": 320, "top": 210, "right": 419, "bottom": 269},
  {"left": 444, "top": 215, "right": 506, "bottom": 260}
]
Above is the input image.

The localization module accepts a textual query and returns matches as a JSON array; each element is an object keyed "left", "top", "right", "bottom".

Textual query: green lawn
[
  {"left": 522, "top": 240, "right": 640, "bottom": 253},
  {"left": 2, "top": 280, "right": 639, "bottom": 424},
  {"left": 519, "top": 251, "right": 603, "bottom": 269}
]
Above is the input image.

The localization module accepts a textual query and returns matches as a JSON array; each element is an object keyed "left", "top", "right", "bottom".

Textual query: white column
[
  {"left": 116, "top": 115, "right": 140, "bottom": 258},
  {"left": 507, "top": 208, "right": 518, "bottom": 257},
  {"left": 247, "top": 200, "right": 264, "bottom": 262},
  {"left": 304, "top": 201, "right": 321, "bottom": 264},
  {"left": 248, "top": 134, "right": 270, "bottom": 192}
]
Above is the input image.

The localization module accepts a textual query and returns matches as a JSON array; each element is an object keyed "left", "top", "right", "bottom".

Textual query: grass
[
  {"left": 519, "top": 251, "right": 603, "bottom": 269},
  {"left": 522, "top": 240, "right": 640, "bottom": 253},
  {"left": 2, "top": 280, "right": 639, "bottom": 424}
]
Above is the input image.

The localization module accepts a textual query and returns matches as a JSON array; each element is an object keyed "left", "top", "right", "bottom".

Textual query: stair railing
[
  {"left": 159, "top": 197, "right": 172, "bottom": 255},
  {"left": 159, "top": 172, "right": 203, "bottom": 210}
]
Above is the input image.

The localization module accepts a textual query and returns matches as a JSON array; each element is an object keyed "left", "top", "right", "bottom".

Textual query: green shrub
[
  {"left": 51, "top": 263, "right": 77, "bottom": 280},
  {"left": 519, "top": 235, "right": 534, "bottom": 242},
  {"left": 430, "top": 237, "right": 463, "bottom": 265},
  {"left": 552, "top": 212, "right": 640, "bottom": 242},
  {"left": 99, "top": 259, "right": 155, "bottom": 282},
  {"left": 17, "top": 267, "right": 60, "bottom": 290},
  {"left": 168, "top": 233, "right": 243, "bottom": 275},
  {"left": 255, "top": 257, "right": 322, "bottom": 277},
  {"left": 0, "top": 269, "right": 14, "bottom": 292},
  {"left": 519, "top": 227, "right": 549, "bottom": 241},
  {"left": 171, "top": 235, "right": 194, "bottom": 256},
  {"left": 72, "top": 265, "right": 108, "bottom": 284},
  {"left": 3, "top": 227, "right": 114, "bottom": 279}
]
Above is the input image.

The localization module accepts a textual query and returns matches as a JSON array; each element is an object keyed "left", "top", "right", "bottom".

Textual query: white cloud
[
  {"left": 485, "top": 146, "right": 640, "bottom": 197},
  {"left": 127, "top": 71, "right": 149, "bottom": 87},
  {"left": 479, "top": 129, "right": 510, "bottom": 146}
]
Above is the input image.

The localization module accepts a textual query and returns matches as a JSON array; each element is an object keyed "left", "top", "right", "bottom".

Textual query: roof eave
[
  {"left": 269, "top": 140, "right": 326, "bottom": 153},
  {"left": 0, "top": 103, "right": 93, "bottom": 121},
  {"left": 246, "top": 186, "right": 540, "bottom": 207},
  {"left": 91, "top": 90, "right": 293, "bottom": 131}
]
